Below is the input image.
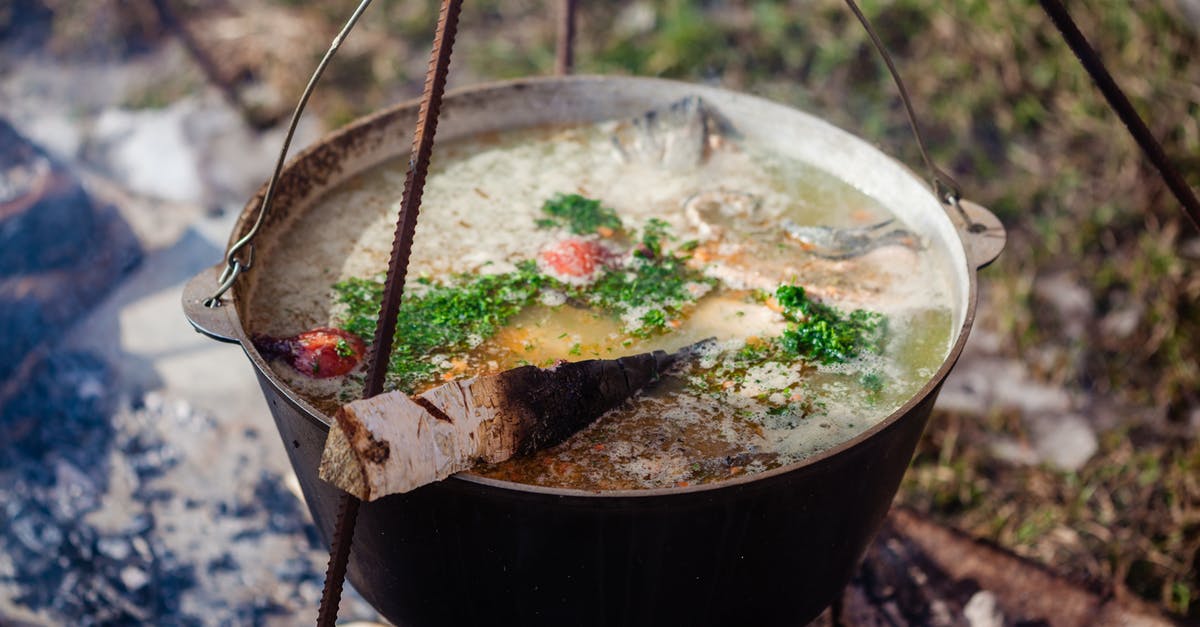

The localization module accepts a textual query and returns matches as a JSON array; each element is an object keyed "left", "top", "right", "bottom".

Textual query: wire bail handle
[
  {"left": 837, "top": 0, "right": 979, "bottom": 228},
  {"left": 554, "top": 0, "right": 976, "bottom": 228},
  {"left": 203, "top": 0, "right": 376, "bottom": 308}
]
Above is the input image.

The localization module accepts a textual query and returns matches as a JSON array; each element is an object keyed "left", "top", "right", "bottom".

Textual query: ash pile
[{"left": 0, "top": 117, "right": 374, "bottom": 624}]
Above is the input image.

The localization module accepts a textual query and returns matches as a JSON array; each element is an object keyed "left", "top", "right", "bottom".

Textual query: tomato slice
[
  {"left": 539, "top": 238, "right": 612, "bottom": 282},
  {"left": 254, "top": 327, "right": 365, "bottom": 378}
]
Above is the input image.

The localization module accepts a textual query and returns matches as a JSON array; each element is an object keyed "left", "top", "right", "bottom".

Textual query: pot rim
[{"left": 199, "top": 74, "right": 998, "bottom": 500}]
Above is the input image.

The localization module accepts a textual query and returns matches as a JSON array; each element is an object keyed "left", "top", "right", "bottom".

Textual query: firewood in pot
[{"left": 319, "top": 341, "right": 709, "bottom": 500}]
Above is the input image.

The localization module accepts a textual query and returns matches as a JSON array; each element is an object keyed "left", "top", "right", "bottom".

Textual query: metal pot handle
[
  {"left": 953, "top": 199, "right": 1006, "bottom": 270},
  {"left": 183, "top": 264, "right": 244, "bottom": 343}
]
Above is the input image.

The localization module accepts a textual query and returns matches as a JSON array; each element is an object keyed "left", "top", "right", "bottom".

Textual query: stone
[
  {"left": 1029, "top": 413, "right": 1099, "bottom": 472},
  {"left": 91, "top": 101, "right": 206, "bottom": 205},
  {"left": 1180, "top": 0, "right": 1200, "bottom": 32},
  {"left": 0, "top": 118, "right": 96, "bottom": 275},
  {"left": 1032, "top": 271, "right": 1093, "bottom": 341},
  {"left": 988, "top": 437, "right": 1041, "bottom": 466},
  {"left": 0, "top": 128, "right": 141, "bottom": 390},
  {"left": 88, "top": 93, "right": 321, "bottom": 210},
  {"left": 936, "top": 356, "right": 1072, "bottom": 417},
  {"left": 963, "top": 590, "right": 1005, "bottom": 627},
  {"left": 1181, "top": 237, "right": 1200, "bottom": 260},
  {"left": 1099, "top": 304, "right": 1142, "bottom": 340}
]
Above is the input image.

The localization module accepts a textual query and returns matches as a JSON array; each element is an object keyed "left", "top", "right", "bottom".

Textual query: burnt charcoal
[
  {"left": 49, "top": 460, "right": 101, "bottom": 520},
  {"left": 231, "top": 528, "right": 264, "bottom": 542},
  {"left": 0, "top": 0, "right": 53, "bottom": 46},
  {"left": 0, "top": 295, "right": 48, "bottom": 385},
  {"left": 0, "top": 119, "right": 96, "bottom": 275},
  {"left": 1, "top": 351, "right": 115, "bottom": 470},
  {"left": 0, "top": 351, "right": 201, "bottom": 625},
  {"left": 121, "top": 434, "right": 182, "bottom": 481},
  {"left": 9, "top": 508, "right": 63, "bottom": 556},
  {"left": 207, "top": 553, "right": 237, "bottom": 574},
  {"left": 2, "top": 348, "right": 334, "bottom": 622},
  {"left": 273, "top": 557, "right": 314, "bottom": 584},
  {"left": 253, "top": 471, "right": 311, "bottom": 537}
]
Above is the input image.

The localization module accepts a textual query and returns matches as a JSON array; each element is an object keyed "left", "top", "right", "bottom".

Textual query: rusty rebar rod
[
  {"left": 315, "top": 0, "right": 464, "bottom": 625},
  {"left": 556, "top": 0, "right": 577, "bottom": 75}
]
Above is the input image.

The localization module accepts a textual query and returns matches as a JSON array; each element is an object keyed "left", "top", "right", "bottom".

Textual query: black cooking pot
[{"left": 183, "top": 76, "right": 1004, "bottom": 627}]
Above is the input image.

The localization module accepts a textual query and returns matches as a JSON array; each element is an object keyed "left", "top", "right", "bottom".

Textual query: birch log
[{"left": 319, "top": 346, "right": 693, "bottom": 500}]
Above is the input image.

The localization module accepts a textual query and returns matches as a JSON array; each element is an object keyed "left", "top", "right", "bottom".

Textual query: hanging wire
[
  {"left": 316, "top": 1, "right": 465, "bottom": 625},
  {"left": 204, "top": 0, "right": 377, "bottom": 308},
  {"left": 839, "top": 0, "right": 964, "bottom": 210},
  {"left": 1037, "top": 0, "right": 1200, "bottom": 233}
]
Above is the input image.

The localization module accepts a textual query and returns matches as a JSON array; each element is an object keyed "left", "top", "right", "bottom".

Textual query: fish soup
[{"left": 249, "top": 98, "right": 957, "bottom": 490}]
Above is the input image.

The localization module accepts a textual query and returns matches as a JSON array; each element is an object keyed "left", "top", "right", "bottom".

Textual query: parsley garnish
[
  {"left": 586, "top": 218, "right": 714, "bottom": 337},
  {"left": 334, "top": 260, "right": 549, "bottom": 392},
  {"left": 775, "top": 285, "right": 884, "bottom": 364},
  {"left": 332, "top": 196, "right": 714, "bottom": 390},
  {"left": 537, "top": 193, "right": 623, "bottom": 235}
]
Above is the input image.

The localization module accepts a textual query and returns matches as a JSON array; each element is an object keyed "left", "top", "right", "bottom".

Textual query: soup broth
[{"left": 249, "top": 103, "right": 956, "bottom": 490}]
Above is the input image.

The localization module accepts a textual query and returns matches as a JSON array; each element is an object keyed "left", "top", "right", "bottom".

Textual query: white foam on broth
[{"left": 248, "top": 117, "right": 957, "bottom": 490}]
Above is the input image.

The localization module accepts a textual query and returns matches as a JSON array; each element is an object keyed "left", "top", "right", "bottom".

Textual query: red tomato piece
[
  {"left": 539, "top": 238, "right": 611, "bottom": 281},
  {"left": 288, "top": 327, "right": 365, "bottom": 378}
]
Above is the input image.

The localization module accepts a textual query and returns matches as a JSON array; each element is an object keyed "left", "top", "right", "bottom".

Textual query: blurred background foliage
[{"left": 5, "top": 0, "right": 1198, "bottom": 618}]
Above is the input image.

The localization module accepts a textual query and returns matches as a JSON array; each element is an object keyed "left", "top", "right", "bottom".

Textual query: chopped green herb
[
  {"left": 334, "top": 260, "right": 549, "bottom": 392},
  {"left": 860, "top": 371, "right": 885, "bottom": 399},
  {"left": 635, "top": 218, "right": 671, "bottom": 260},
  {"left": 638, "top": 308, "right": 668, "bottom": 335},
  {"left": 775, "top": 285, "right": 884, "bottom": 364},
  {"left": 568, "top": 342, "right": 582, "bottom": 356},
  {"left": 585, "top": 220, "right": 713, "bottom": 336},
  {"left": 334, "top": 338, "right": 353, "bottom": 358},
  {"left": 537, "top": 193, "right": 623, "bottom": 235},
  {"left": 333, "top": 198, "right": 716, "bottom": 390}
]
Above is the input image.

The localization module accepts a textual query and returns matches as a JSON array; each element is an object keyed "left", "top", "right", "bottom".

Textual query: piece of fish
[
  {"left": 683, "top": 189, "right": 766, "bottom": 241},
  {"left": 611, "top": 96, "right": 723, "bottom": 170},
  {"left": 319, "top": 340, "right": 711, "bottom": 500},
  {"left": 781, "top": 219, "right": 920, "bottom": 260}
]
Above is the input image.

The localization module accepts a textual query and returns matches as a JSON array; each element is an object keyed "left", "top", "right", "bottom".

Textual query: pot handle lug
[
  {"left": 955, "top": 200, "right": 1006, "bottom": 270},
  {"left": 182, "top": 264, "right": 244, "bottom": 344}
]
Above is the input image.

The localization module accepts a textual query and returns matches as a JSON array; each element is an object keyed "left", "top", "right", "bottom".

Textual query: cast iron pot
[{"left": 183, "top": 76, "right": 1004, "bottom": 627}]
